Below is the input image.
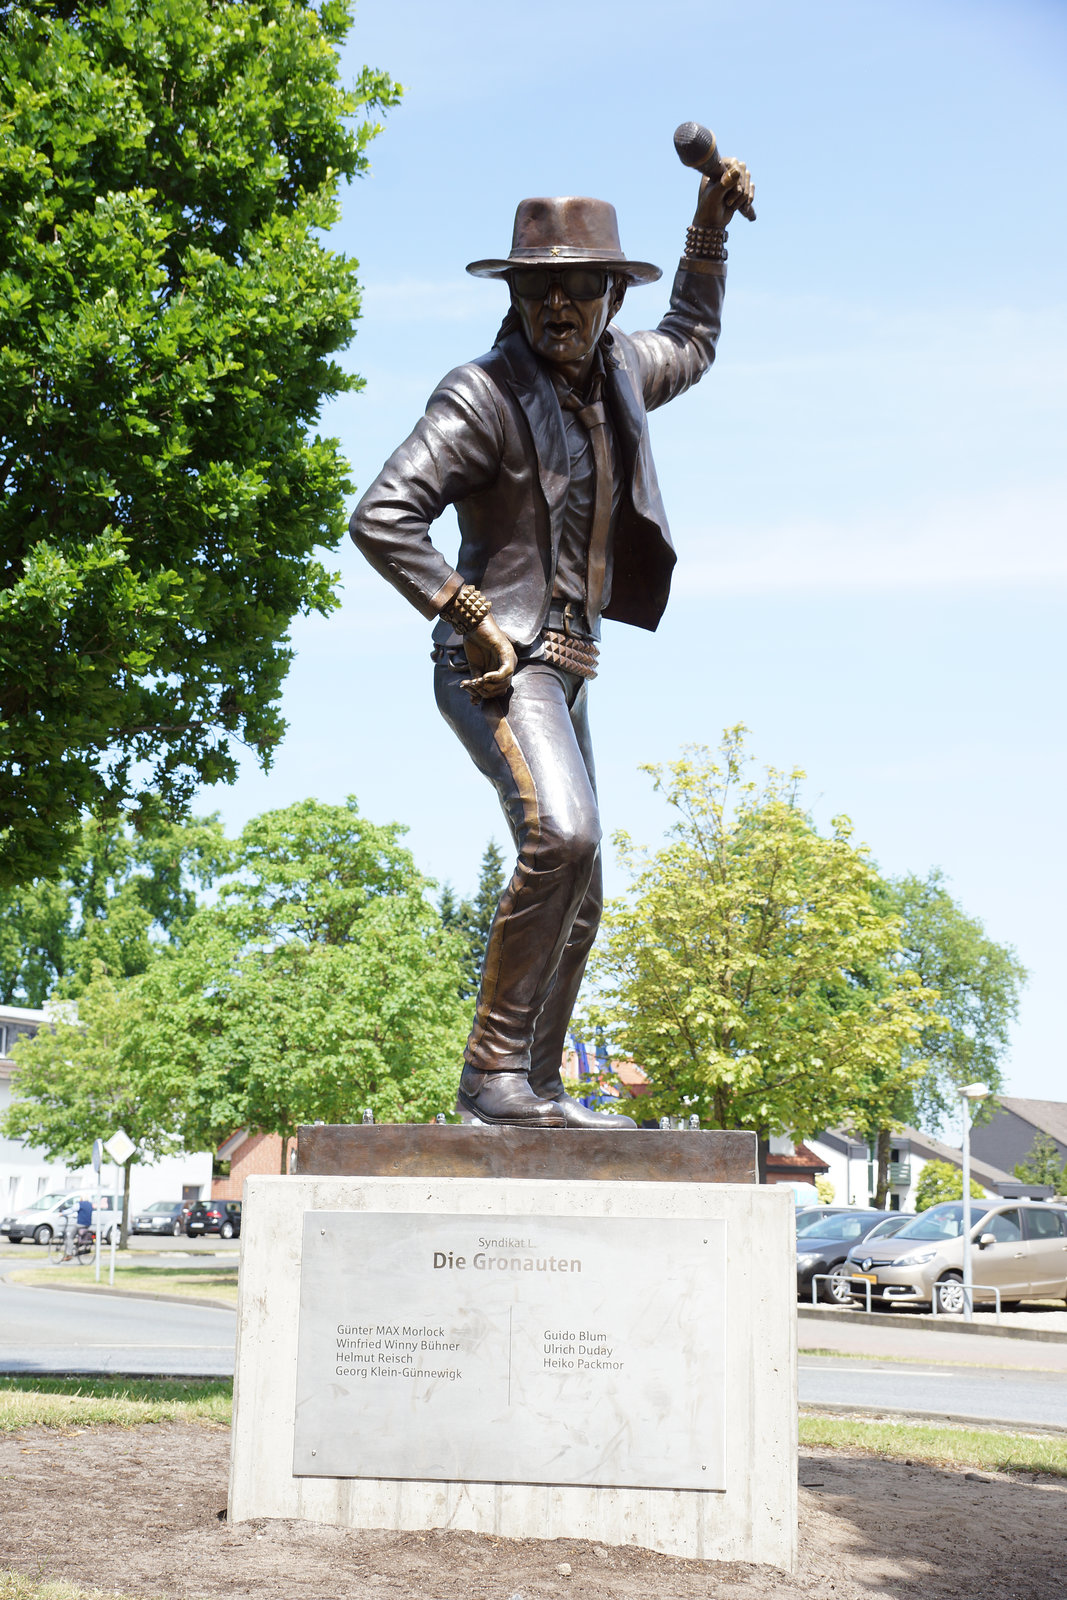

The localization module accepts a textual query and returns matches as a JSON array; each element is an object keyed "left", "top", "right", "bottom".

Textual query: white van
[{"left": 1, "top": 1191, "right": 121, "bottom": 1246}]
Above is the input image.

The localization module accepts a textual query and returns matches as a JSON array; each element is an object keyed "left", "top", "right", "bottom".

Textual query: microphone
[{"left": 673, "top": 122, "right": 756, "bottom": 222}]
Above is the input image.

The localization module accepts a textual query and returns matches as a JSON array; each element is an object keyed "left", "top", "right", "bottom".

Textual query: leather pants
[{"left": 434, "top": 656, "right": 603, "bottom": 1079}]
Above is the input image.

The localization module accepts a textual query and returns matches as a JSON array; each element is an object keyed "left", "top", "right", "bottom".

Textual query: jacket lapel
[{"left": 499, "top": 333, "right": 569, "bottom": 530}]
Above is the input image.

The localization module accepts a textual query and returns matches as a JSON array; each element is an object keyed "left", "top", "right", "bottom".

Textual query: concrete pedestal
[{"left": 229, "top": 1167, "right": 796, "bottom": 1569}]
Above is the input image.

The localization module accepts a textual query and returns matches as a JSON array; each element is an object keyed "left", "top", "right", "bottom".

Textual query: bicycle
[{"left": 47, "top": 1224, "right": 94, "bottom": 1266}]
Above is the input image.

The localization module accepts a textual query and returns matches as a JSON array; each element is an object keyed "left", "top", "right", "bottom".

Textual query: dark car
[
  {"left": 796, "top": 1206, "right": 850, "bottom": 1236},
  {"left": 796, "top": 1209, "right": 914, "bottom": 1304},
  {"left": 185, "top": 1199, "right": 242, "bottom": 1239},
  {"left": 131, "top": 1200, "right": 190, "bottom": 1237}
]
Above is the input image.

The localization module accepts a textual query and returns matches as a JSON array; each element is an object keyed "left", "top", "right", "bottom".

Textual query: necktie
[{"left": 558, "top": 381, "right": 612, "bottom": 620}]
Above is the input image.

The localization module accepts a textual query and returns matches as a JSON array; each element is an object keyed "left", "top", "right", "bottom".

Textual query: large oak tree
[{"left": 0, "top": 0, "right": 400, "bottom": 885}]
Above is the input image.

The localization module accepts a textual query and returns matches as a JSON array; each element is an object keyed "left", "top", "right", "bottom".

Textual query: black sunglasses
[{"left": 508, "top": 267, "right": 611, "bottom": 302}]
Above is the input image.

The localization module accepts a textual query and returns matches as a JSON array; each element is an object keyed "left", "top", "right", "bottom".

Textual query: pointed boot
[
  {"left": 456, "top": 1065, "right": 566, "bottom": 1128},
  {"left": 527, "top": 1065, "right": 637, "bottom": 1129}
]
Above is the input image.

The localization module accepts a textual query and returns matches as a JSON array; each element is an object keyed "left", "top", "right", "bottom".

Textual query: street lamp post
[{"left": 960, "top": 1082, "right": 991, "bottom": 1322}]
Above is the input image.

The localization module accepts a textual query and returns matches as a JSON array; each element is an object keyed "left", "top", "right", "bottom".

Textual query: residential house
[
  {"left": 212, "top": 1129, "right": 288, "bottom": 1198},
  {"left": 766, "top": 1135, "right": 830, "bottom": 1188},
  {"left": 969, "top": 1098, "right": 1067, "bottom": 1185},
  {"left": 805, "top": 1125, "right": 1033, "bottom": 1211}
]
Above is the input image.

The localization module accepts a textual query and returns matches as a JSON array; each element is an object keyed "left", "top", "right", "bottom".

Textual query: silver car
[{"left": 845, "top": 1200, "right": 1067, "bottom": 1312}]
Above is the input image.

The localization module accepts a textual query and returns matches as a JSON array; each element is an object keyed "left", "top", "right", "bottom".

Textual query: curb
[
  {"left": 800, "top": 1403, "right": 1067, "bottom": 1438},
  {"left": 798, "top": 1305, "right": 1067, "bottom": 1346},
  {"left": 3, "top": 1273, "right": 235, "bottom": 1313}
]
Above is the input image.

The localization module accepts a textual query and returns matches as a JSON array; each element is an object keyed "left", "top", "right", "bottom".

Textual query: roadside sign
[
  {"left": 104, "top": 1129, "right": 136, "bottom": 1165},
  {"left": 91, "top": 1138, "right": 103, "bottom": 1174}
]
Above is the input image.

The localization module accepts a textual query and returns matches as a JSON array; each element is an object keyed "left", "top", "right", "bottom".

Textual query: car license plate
[{"left": 852, "top": 1272, "right": 877, "bottom": 1284}]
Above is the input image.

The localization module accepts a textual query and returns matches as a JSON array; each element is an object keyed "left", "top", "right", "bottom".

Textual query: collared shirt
[{"left": 548, "top": 353, "right": 621, "bottom": 628}]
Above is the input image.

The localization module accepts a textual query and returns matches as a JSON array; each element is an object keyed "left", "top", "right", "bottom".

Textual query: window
[
  {"left": 984, "top": 1209, "right": 1022, "bottom": 1242},
  {"left": 894, "top": 1203, "right": 992, "bottom": 1242},
  {"left": 797, "top": 1213, "right": 869, "bottom": 1240},
  {"left": 1026, "top": 1208, "right": 1066, "bottom": 1239}
]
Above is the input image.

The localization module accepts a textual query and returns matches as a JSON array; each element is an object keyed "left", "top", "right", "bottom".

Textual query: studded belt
[{"left": 540, "top": 629, "right": 599, "bottom": 680}]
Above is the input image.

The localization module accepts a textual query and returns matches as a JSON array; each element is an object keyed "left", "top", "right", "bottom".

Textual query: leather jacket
[{"left": 349, "top": 264, "right": 725, "bottom": 648}]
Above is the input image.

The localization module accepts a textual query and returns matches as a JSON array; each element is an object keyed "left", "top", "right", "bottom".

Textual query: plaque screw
[
  {"left": 320, "top": 1228, "right": 326, "bottom": 1235},
  {"left": 312, "top": 1449, "right": 317, "bottom": 1456}
]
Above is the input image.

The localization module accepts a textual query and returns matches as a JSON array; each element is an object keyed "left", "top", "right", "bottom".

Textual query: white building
[
  {"left": 804, "top": 1126, "right": 1026, "bottom": 1211},
  {"left": 0, "top": 1002, "right": 212, "bottom": 1215}
]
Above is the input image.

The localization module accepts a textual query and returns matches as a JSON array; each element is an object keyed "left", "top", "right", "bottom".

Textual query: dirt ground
[{"left": 2, "top": 1423, "right": 1065, "bottom": 1600}]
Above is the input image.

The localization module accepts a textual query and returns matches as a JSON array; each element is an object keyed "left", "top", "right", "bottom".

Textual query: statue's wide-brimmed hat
[{"left": 466, "top": 197, "right": 661, "bottom": 286}]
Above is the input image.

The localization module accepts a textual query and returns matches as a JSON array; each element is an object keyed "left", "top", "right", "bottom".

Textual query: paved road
[
  {"left": 0, "top": 1279, "right": 235, "bottom": 1376},
  {"left": 800, "top": 1311, "right": 1067, "bottom": 1370},
  {"left": 799, "top": 1353, "right": 1067, "bottom": 1430}
]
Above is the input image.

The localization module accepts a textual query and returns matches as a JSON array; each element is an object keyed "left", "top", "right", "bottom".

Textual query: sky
[{"left": 203, "top": 0, "right": 1066, "bottom": 1111}]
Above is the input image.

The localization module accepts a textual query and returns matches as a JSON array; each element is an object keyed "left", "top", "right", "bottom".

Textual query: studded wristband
[
  {"left": 440, "top": 583, "right": 492, "bottom": 635},
  {"left": 684, "top": 224, "right": 728, "bottom": 263}
]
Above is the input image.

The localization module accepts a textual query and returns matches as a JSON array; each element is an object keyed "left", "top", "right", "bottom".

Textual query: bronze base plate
[{"left": 295, "top": 1124, "right": 756, "bottom": 1184}]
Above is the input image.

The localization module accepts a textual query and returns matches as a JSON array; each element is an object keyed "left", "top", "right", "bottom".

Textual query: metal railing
[
  {"left": 811, "top": 1273, "right": 873, "bottom": 1313},
  {"left": 931, "top": 1282, "right": 1002, "bottom": 1323},
  {"left": 810, "top": 1273, "right": 1003, "bottom": 1323}
]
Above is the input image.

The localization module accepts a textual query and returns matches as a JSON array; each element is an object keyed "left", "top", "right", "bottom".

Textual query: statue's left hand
[
  {"left": 694, "top": 158, "right": 754, "bottom": 229},
  {"left": 461, "top": 616, "right": 518, "bottom": 701}
]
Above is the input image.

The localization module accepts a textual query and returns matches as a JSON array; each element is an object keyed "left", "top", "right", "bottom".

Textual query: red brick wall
[{"left": 212, "top": 1132, "right": 286, "bottom": 1199}]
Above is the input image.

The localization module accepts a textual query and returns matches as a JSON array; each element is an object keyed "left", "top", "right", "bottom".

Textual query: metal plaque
[{"left": 293, "top": 1211, "right": 726, "bottom": 1490}]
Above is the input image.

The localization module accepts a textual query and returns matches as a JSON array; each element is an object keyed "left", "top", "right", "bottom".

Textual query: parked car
[
  {"left": 1, "top": 1191, "right": 121, "bottom": 1246},
  {"left": 130, "top": 1200, "right": 190, "bottom": 1237},
  {"left": 845, "top": 1200, "right": 1067, "bottom": 1312},
  {"left": 185, "top": 1199, "right": 241, "bottom": 1239},
  {"left": 796, "top": 1206, "right": 850, "bottom": 1235},
  {"left": 796, "top": 1209, "right": 911, "bottom": 1303}
]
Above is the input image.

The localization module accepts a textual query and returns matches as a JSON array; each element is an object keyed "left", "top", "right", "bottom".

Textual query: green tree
[
  {"left": 0, "top": 814, "right": 227, "bottom": 1004},
  {"left": 888, "top": 870, "right": 1027, "bottom": 1131},
  {"left": 129, "top": 798, "right": 471, "bottom": 1166},
  {"left": 0, "top": 0, "right": 401, "bottom": 885},
  {"left": 3, "top": 798, "right": 472, "bottom": 1195},
  {"left": 438, "top": 840, "right": 506, "bottom": 997},
  {"left": 914, "top": 1158, "right": 985, "bottom": 1212},
  {"left": 855, "top": 871, "right": 1027, "bottom": 1208},
  {"left": 1014, "top": 1133, "right": 1067, "bottom": 1193},
  {"left": 581, "top": 731, "right": 937, "bottom": 1176},
  {"left": 3, "top": 971, "right": 181, "bottom": 1243}
]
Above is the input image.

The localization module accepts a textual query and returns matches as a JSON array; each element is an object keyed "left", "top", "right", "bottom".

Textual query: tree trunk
[
  {"left": 280, "top": 1133, "right": 290, "bottom": 1175},
  {"left": 756, "top": 1135, "right": 770, "bottom": 1185},
  {"left": 873, "top": 1128, "right": 892, "bottom": 1209},
  {"left": 119, "top": 1157, "right": 133, "bottom": 1249}
]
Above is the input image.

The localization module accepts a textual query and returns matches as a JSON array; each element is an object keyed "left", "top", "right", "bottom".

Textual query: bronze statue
[{"left": 351, "top": 125, "right": 754, "bottom": 1129}]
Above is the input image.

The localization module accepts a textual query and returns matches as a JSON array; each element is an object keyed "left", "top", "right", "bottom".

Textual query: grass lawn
[
  {"left": 6, "top": 1264, "right": 238, "bottom": 1305},
  {"left": 2, "top": 1374, "right": 1061, "bottom": 1481},
  {"left": 0, "top": 1578, "right": 159, "bottom": 1600},
  {"left": 0, "top": 1376, "right": 231, "bottom": 1431},
  {"left": 800, "top": 1412, "right": 1067, "bottom": 1476}
]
